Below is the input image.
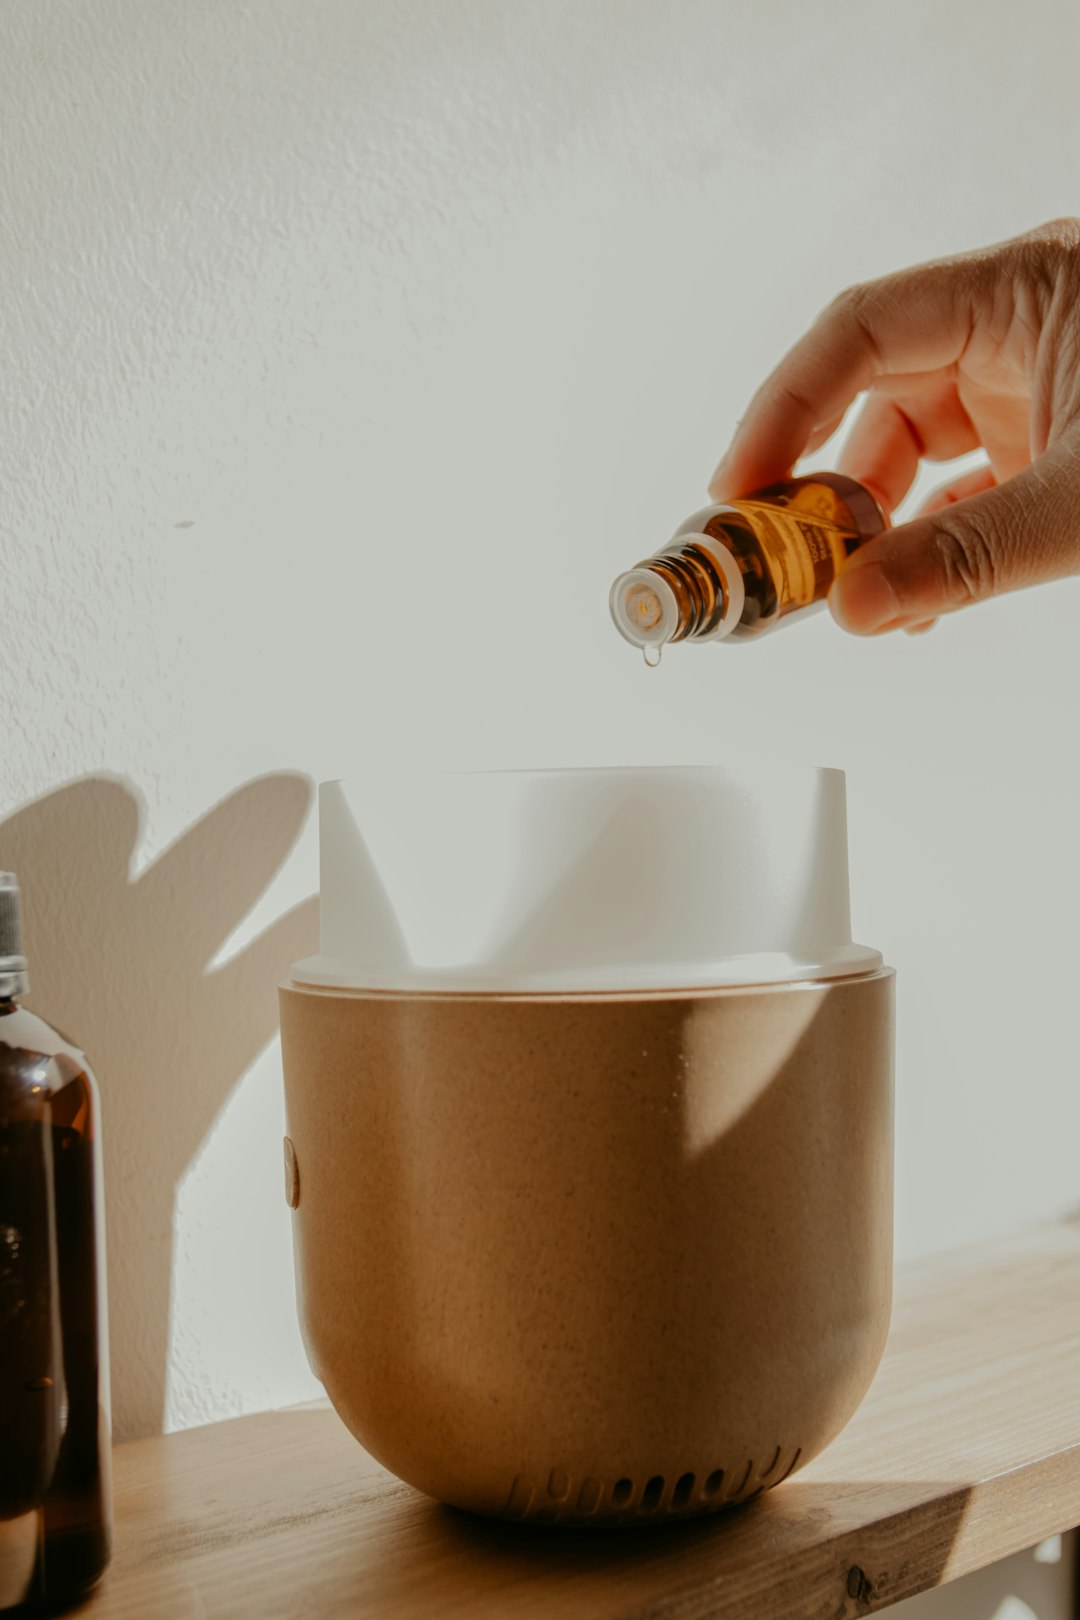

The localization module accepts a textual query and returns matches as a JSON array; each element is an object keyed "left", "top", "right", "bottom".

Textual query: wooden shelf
[{"left": 82, "top": 1220, "right": 1080, "bottom": 1619}]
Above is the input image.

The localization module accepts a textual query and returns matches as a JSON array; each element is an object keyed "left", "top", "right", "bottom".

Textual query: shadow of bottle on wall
[{"left": 0, "top": 774, "right": 318, "bottom": 1442}]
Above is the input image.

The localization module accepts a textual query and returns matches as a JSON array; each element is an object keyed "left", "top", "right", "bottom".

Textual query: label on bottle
[{"left": 730, "top": 498, "right": 858, "bottom": 612}]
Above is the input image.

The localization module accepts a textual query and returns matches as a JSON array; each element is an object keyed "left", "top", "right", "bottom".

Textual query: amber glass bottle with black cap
[{"left": 0, "top": 874, "right": 110, "bottom": 1612}]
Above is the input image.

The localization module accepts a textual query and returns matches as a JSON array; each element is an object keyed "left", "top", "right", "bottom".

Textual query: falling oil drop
[{"left": 643, "top": 645, "right": 662, "bottom": 669}]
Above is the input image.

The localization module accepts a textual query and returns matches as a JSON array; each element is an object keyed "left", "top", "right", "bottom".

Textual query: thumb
[{"left": 829, "top": 434, "right": 1080, "bottom": 635}]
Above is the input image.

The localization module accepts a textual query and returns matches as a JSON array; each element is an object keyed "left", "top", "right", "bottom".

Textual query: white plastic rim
[{"left": 290, "top": 765, "right": 883, "bottom": 994}]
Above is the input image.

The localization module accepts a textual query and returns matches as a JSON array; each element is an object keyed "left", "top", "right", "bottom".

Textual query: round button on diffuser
[{"left": 283, "top": 1136, "right": 300, "bottom": 1209}]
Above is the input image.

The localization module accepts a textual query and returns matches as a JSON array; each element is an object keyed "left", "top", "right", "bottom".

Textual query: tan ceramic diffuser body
[{"left": 280, "top": 767, "right": 894, "bottom": 1525}]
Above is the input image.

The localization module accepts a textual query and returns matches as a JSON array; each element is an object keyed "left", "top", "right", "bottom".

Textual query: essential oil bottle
[
  {"left": 609, "top": 472, "right": 887, "bottom": 660},
  {"left": 0, "top": 874, "right": 111, "bottom": 1613}
]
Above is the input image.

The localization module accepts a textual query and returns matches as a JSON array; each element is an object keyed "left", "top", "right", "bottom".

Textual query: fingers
[
  {"left": 828, "top": 431, "right": 1080, "bottom": 634},
  {"left": 899, "top": 467, "right": 997, "bottom": 635},
  {"left": 918, "top": 463, "right": 998, "bottom": 515},
  {"left": 836, "top": 381, "right": 982, "bottom": 514},
  {"left": 942, "top": 381, "right": 1032, "bottom": 484},
  {"left": 803, "top": 412, "right": 847, "bottom": 456},
  {"left": 710, "top": 255, "right": 983, "bottom": 501}
]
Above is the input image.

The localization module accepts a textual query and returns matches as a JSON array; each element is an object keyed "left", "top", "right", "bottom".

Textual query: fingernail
[
  {"left": 709, "top": 450, "right": 734, "bottom": 497},
  {"left": 830, "top": 563, "right": 903, "bottom": 635}
]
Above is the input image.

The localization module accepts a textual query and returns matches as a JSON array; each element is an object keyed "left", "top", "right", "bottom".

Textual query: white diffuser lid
[{"left": 291, "top": 765, "right": 881, "bottom": 994}]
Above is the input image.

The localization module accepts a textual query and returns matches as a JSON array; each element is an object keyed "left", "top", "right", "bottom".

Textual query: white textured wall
[{"left": 2, "top": 9, "right": 1078, "bottom": 1590}]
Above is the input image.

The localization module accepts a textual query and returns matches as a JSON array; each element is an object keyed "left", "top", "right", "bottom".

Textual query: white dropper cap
[{"left": 609, "top": 570, "right": 680, "bottom": 649}]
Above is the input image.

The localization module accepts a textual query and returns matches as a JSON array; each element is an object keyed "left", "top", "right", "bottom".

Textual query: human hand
[{"left": 709, "top": 220, "right": 1080, "bottom": 634}]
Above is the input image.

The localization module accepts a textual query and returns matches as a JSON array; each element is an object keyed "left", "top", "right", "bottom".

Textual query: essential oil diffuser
[{"left": 279, "top": 766, "right": 894, "bottom": 1526}]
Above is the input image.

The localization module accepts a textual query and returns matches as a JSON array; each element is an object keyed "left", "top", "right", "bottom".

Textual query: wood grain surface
[{"left": 75, "top": 1221, "right": 1080, "bottom": 1620}]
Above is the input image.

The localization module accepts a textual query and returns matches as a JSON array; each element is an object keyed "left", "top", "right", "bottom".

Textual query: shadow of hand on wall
[{"left": 0, "top": 774, "right": 318, "bottom": 1441}]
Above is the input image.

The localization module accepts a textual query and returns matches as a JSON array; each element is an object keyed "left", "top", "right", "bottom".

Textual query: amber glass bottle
[
  {"left": 0, "top": 874, "right": 111, "bottom": 1613},
  {"left": 609, "top": 472, "right": 887, "bottom": 657}
]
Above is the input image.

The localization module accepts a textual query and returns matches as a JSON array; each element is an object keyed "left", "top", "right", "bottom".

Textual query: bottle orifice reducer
[{"left": 610, "top": 472, "right": 887, "bottom": 651}]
